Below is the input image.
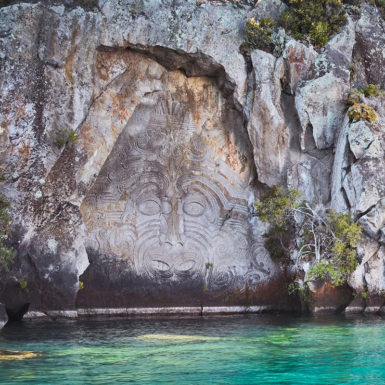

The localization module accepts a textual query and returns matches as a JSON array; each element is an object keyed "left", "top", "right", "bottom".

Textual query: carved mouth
[
  {"left": 135, "top": 230, "right": 208, "bottom": 280},
  {"left": 150, "top": 259, "right": 173, "bottom": 279},
  {"left": 145, "top": 248, "right": 202, "bottom": 279}
]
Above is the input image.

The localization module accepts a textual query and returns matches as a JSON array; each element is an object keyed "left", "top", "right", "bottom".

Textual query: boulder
[{"left": 0, "top": 303, "right": 8, "bottom": 329}]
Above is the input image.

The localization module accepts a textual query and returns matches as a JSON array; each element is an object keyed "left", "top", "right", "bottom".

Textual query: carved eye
[
  {"left": 183, "top": 201, "right": 205, "bottom": 217},
  {"left": 151, "top": 259, "right": 170, "bottom": 271},
  {"left": 177, "top": 259, "right": 196, "bottom": 272},
  {"left": 137, "top": 199, "right": 161, "bottom": 215}
]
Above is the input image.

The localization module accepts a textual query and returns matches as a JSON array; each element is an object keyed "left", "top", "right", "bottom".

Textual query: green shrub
[
  {"left": 56, "top": 129, "right": 79, "bottom": 148},
  {"left": 245, "top": 17, "right": 276, "bottom": 52},
  {"left": 288, "top": 279, "right": 313, "bottom": 311},
  {"left": 254, "top": 186, "right": 301, "bottom": 227},
  {"left": 309, "top": 21, "right": 331, "bottom": 47},
  {"left": 254, "top": 186, "right": 301, "bottom": 261},
  {"left": 308, "top": 211, "right": 361, "bottom": 286},
  {"left": 254, "top": 187, "right": 362, "bottom": 288},
  {"left": 348, "top": 103, "right": 377, "bottom": 122},
  {"left": 279, "top": 0, "right": 347, "bottom": 46},
  {"left": 361, "top": 83, "right": 384, "bottom": 97},
  {"left": 345, "top": 84, "right": 383, "bottom": 122}
]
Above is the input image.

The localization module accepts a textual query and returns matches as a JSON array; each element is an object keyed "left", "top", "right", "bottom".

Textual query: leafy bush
[
  {"left": 361, "top": 83, "right": 384, "bottom": 97},
  {"left": 0, "top": 196, "right": 16, "bottom": 271},
  {"left": 254, "top": 187, "right": 362, "bottom": 288},
  {"left": 245, "top": 17, "right": 276, "bottom": 52},
  {"left": 308, "top": 211, "right": 361, "bottom": 286},
  {"left": 348, "top": 103, "right": 377, "bottom": 122},
  {"left": 345, "top": 84, "right": 383, "bottom": 122},
  {"left": 56, "top": 129, "right": 79, "bottom": 148},
  {"left": 254, "top": 186, "right": 301, "bottom": 261},
  {"left": 279, "top": 0, "right": 347, "bottom": 46}
]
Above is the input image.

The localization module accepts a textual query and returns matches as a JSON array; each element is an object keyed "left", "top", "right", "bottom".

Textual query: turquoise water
[{"left": 1, "top": 315, "right": 385, "bottom": 384}]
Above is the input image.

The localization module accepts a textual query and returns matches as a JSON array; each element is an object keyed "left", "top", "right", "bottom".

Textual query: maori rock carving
[{"left": 81, "top": 95, "right": 272, "bottom": 290}]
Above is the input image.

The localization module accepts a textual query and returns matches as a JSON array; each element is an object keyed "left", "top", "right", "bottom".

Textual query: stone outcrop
[
  {"left": 0, "top": 303, "right": 8, "bottom": 329},
  {"left": 0, "top": 0, "right": 385, "bottom": 315}
]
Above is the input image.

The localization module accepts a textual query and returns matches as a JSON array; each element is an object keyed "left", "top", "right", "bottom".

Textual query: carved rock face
[
  {"left": 76, "top": 54, "right": 276, "bottom": 307},
  {"left": 81, "top": 95, "right": 270, "bottom": 291}
]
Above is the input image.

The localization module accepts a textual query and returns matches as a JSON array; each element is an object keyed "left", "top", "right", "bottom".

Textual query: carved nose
[
  {"left": 165, "top": 233, "right": 183, "bottom": 247},
  {"left": 160, "top": 197, "right": 184, "bottom": 247}
]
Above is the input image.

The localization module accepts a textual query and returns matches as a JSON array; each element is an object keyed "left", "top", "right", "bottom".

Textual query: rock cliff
[{"left": 0, "top": 0, "right": 384, "bottom": 316}]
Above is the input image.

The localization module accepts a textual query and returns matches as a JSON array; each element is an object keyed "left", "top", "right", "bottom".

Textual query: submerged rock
[{"left": 0, "top": 350, "right": 40, "bottom": 361}]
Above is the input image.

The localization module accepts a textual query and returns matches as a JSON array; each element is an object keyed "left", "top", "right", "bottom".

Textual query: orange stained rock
[
  {"left": 64, "top": 46, "right": 77, "bottom": 83},
  {"left": 18, "top": 142, "right": 30, "bottom": 157},
  {"left": 314, "top": 282, "right": 333, "bottom": 298}
]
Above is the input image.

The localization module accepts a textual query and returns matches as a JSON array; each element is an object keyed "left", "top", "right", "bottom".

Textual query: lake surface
[{"left": 1, "top": 314, "right": 385, "bottom": 384}]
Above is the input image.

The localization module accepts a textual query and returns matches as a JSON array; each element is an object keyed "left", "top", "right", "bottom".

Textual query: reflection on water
[{"left": 0, "top": 314, "right": 385, "bottom": 384}]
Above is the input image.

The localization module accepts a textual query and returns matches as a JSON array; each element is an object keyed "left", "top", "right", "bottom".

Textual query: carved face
[{"left": 82, "top": 98, "right": 269, "bottom": 286}]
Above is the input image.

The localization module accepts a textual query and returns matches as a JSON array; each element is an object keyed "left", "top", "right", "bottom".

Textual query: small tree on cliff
[{"left": 254, "top": 186, "right": 361, "bottom": 288}]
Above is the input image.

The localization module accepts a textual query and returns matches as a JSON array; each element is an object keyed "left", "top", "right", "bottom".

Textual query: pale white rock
[
  {"left": 349, "top": 262, "right": 367, "bottom": 293},
  {"left": 287, "top": 152, "right": 333, "bottom": 204},
  {"left": 282, "top": 39, "right": 317, "bottom": 94},
  {"left": 358, "top": 199, "right": 385, "bottom": 239},
  {"left": 343, "top": 158, "right": 385, "bottom": 215},
  {"left": 250, "top": 0, "right": 287, "bottom": 21},
  {"left": 294, "top": 17, "right": 355, "bottom": 152},
  {"left": 0, "top": 303, "right": 7, "bottom": 329},
  {"left": 248, "top": 50, "right": 289, "bottom": 185},
  {"left": 348, "top": 120, "right": 374, "bottom": 159},
  {"left": 325, "top": 16, "right": 356, "bottom": 65},
  {"left": 45, "top": 310, "right": 78, "bottom": 319},
  {"left": 99, "top": 0, "right": 250, "bottom": 106},
  {"left": 295, "top": 72, "right": 348, "bottom": 150},
  {"left": 23, "top": 311, "right": 49, "bottom": 319},
  {"left": 330, "top": 116, "right": 350, "bottom": 212},
  {"left": 364, "top": 247, "right": 385, "bottom": 294}
]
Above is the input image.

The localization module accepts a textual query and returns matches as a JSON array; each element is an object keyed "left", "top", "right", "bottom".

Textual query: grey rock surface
[{"left": 0, "top": 303, "right": 7, "bottom": 329}]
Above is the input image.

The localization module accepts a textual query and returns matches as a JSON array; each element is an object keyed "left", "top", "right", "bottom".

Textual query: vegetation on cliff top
[
  {"left": 244, "top": 0, "right": 347, "bottom": 52},
  {"left": 244, "top": 17, "right": 277, "bottom": 52},
  {"left": 244, "top": 0, "right": 384, "bottom": 53},
  {"left": 280, "top": 0, "right": 347, "bottom": 47}
]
